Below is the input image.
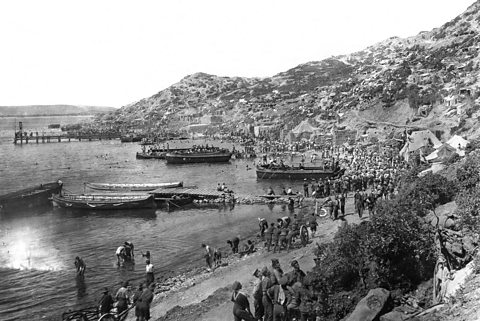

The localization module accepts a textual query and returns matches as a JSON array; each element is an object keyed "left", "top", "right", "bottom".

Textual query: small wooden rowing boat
[
  {"left": 0, "top": 181, "right": 63, "bottom": 214},
  {"left": 85, "top": 181, "right": 183, "bottom": 192},
  {"left": 52, "top": 193, "right": 156, "bottom": 210}
]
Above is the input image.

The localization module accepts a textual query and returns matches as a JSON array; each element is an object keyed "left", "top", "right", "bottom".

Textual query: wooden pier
[
  {"left": 149, "top": 186, "right": 230, "bottom": 200},
  {"left": 13, "top": 133, "right": 121, "bottom": 144}
]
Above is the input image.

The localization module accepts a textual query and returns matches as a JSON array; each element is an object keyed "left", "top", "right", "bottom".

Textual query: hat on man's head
[
  {"left": 261, "top": 266, "right": 269, "bottom": 276},
  {"left": 232, "top": 281, "right": 242, "bottom": 291},
  {"left": 271, "top": 258, "right": 279, "bottom": 264},
  {"left": 102, "top": 287, "right": 109, "bottom": 293}
]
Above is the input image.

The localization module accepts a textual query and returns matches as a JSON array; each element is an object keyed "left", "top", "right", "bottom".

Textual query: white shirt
[
  {"left": 116, "top": 246, "right": 124, "bottom": 255},
  {"left": 146, "top": 263, "right": 154, "bottom": 273}
]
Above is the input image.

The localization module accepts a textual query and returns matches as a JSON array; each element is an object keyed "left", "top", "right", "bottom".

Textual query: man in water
[
  {"left": 141, "top": 250, "right": 151, "bottom": 262},
  {"left": 116, "top": 245, "right": 126, "bottom": 265},
  {"left": 124, "top": 241, "right": 134, "bottom": 258},
  {"left": 74, "top": 256, "right": 86, "bottom": 276}
]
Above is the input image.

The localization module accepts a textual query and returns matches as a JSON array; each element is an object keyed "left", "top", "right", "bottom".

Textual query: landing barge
[{"left": 0, "top": 181, "right": 63, "bottom": 214}]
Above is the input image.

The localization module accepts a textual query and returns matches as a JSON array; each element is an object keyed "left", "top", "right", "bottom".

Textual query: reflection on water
[{"left": 0, "top": 222, "right": 65, "bottom": 272}]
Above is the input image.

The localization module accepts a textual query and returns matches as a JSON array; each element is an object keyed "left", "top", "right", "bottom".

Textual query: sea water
[{"left": 0, "top": 117, "right": 308, "bottom": 321}]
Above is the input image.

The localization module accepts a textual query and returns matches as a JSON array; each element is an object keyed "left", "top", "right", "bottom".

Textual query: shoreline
[{"left": 124, "top": 196, "right": 363, "bottom": 321}]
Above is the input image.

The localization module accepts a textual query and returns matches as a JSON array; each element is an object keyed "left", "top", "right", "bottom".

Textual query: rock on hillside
[{"left": 102, "top": 0, "right": 480, "bottom": 140}]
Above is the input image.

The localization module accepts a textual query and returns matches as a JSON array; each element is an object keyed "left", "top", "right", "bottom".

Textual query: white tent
[
  {"left": 407, "top": 130, "right": 442, "bottom": 151},
  {"left": 425, "top": 135, "right": 469, "bottom": 160},
  {"left": 400, "top": 130, "right": 441, "bottom": 161},
  {"left": 291, "top": 120, "right": 318, "bottom": 135},
  {"left": 446, "top": 135, "right": 469, "bottom": 157}
]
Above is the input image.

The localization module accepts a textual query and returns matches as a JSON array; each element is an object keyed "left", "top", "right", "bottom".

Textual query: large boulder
[
  {"left": 379, "top": 311, "right": 408, "bottom": 321},
  {"left": 345, "top": 288, "right": 391, "bottom": 321}
]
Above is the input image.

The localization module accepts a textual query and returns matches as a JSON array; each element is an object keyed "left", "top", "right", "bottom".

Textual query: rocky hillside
[
  {"left": 102, "top": 0, "right": 480, "bottom": 140},
  {"left": 0, "top": 105, "right": 115, "bottom": 117}
]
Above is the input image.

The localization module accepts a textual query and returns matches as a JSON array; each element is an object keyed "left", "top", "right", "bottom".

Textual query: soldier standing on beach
[
  {"left": 231, "top": 281, "right": 255, "bottom": 321},
  {"left": 145, "top": 260, "right": 154, "bottom": 286},
  {"left": 136, "top": 283, "right": 155, "bottom": 321},
  {"left": 98, "top": 287, "right": 114, "bottom": 316},
  {"left": 354, "top": 190, "right": 364, "bottom": 218},
  {"left": 252, "top": 269, "right": 264, "bottom": 321},
  {"left": 261, "top": 267, "right": 273, "bottom": 321},
  {"left": 265, "top": 223, "right": 275, "bottom": 251},
  {"left": 227, "top": 236, "right": 240, "bottom": 254}
]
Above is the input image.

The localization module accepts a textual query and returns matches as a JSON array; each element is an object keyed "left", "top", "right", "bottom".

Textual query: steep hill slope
[{"left": 101, "top": 0, "right": 480, "bottom": 140}]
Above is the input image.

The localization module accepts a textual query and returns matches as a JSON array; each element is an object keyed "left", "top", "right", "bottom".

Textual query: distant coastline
[{"left": 0, "top": 114, "right": 96, "bottom": 118}]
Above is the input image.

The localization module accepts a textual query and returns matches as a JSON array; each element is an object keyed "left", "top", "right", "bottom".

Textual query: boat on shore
[
  {"left": 0, "top": 181, "right": 63, "bottom": 214},
  {"left": 85, "top": 181, "right": 183, "bottom": 192},
  {"left": 256, "top": 164, "right": 345, "bottom": 180},
  {"left": 52, "top": 193, "right": 156, "bottom": 210},
  {"left": 165, "top": 149, "right": 232, "bottom": 164}
]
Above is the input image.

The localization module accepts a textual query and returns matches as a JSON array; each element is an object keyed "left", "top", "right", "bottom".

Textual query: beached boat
[
  {"left": 136, "top": 151, "right": 167, "bottom": 159},
  {"left": 165, "top": 149, "right": 232, "bottom": 164},
  {"left": 85, "top": 181, "right": 183, "bottom": 192},
  {"left": 0, "top": 181, "right": 63, "bottom": 214},
  {"left": 256, "top": 165, "right": 345, "bottom": 180},
  {"left": 52, "top": 193, "right": 156, "bottom": 210}
]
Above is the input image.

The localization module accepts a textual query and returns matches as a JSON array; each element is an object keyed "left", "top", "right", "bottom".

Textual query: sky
[{"left": 0, "top": 0, "right": 474, "bottom": 108}]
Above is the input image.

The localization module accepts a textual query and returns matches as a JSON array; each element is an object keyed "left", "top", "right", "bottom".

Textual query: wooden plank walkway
[
  {"left": 149, "top": 186, "right": 229, "bottom": 199},
  {"left": 13, "top": 134, "right": 120, "bottom": 144}
]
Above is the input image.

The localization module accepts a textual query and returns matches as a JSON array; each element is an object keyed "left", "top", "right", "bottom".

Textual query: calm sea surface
[{"left": 0, "top": 117, "right": 309, "bottom": 321}]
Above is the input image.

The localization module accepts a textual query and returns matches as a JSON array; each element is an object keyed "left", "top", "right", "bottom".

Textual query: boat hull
[
  {"left": 136, "top": 152, "right": 166, "bottom": 159},
  {"left": 256, "top": 166, "right": 341, "bottom": 180},
  {"left": 86, "top": 181, "right": 183, "bottom": 192},
  {"left": 165, "top": 152, "right": 232, "bottom": 164},
  {"left": 0, "top": 181, "right": 63, "bottom": 214},
  {"left": 52, "top": 194, "right": 156, "bottom": 210}
]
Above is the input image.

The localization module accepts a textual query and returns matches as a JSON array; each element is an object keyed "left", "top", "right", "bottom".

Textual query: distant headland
[{"left": 0, "top": 105, "right": 115, "bottom": 117}]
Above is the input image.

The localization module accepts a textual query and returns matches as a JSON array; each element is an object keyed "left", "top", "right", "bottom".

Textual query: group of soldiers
[
  {"left": 232, "top": 258, "right": 320, "bottom": 321},
  {"left": 258, "top": 212, "right": 317, "bottom": 254}
]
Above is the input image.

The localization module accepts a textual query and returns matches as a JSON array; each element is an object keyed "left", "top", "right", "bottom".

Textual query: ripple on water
[{"left": 0, "top": 135, "right": 308, "bottom": 320}]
